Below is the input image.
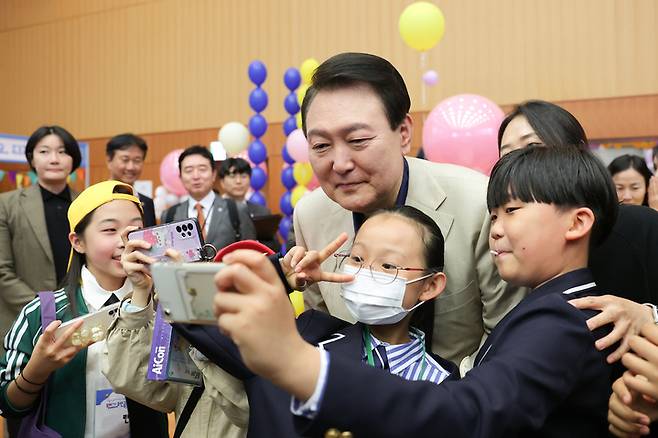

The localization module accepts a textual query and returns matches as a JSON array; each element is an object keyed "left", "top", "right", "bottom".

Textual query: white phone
[
  {"left": 55, "top": 302, "right": 121, "bottom": 346},
  {"left": 151, "top": 262, "right": 225, "bottom": 325}
]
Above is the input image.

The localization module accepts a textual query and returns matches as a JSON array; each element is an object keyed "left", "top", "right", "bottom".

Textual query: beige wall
[{"left": 1, "top": 0, "right": 657, "bottom": 139}]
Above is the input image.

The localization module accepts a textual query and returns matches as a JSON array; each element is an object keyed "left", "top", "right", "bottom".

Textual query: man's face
[
  {"left": 305, "top": 84, "right": 411, "bottom": 214},
  {"left": 220, "top": 169, "right": 250, "bottom": 201},
  {"left": 180, "top": 154, "right": 216, "bottom": 200},
  {"left": 107, "top": 145, "right": 145, "bottom": 185}
]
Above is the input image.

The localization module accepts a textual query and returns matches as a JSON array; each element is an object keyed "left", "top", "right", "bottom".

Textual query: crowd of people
[{"left": 1, "top": 52, "right": 658, "bottom": 437}]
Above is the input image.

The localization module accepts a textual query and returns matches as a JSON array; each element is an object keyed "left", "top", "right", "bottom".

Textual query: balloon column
[
  {"left": 153, "top": 148, "right": 188, "bottom": 219},
  {"left": 247, "top": 60, "right": 269, "bottom": 206},
  {"left": 279, "top": 67, "right": 302, "bottom": 248}
]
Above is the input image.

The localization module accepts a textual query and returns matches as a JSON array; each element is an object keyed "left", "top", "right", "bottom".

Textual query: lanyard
[{"left": 362, "top": 326, "right": 427, "bottom": 377}]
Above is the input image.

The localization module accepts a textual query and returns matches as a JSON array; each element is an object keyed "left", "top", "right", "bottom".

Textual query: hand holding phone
[
  {"left": 127, "top": 219, "right": 215, "bottom": 263},
  {"left": 54, "top": 302, "right": 121, "bottom": 347}
]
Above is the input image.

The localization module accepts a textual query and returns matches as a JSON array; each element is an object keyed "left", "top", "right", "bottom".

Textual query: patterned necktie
[
  {"left": 374, "top": 344, "right": 389, "bottom": 370},
  {"left": 195, "top": 203, "right": 207, "bottom": 239}
]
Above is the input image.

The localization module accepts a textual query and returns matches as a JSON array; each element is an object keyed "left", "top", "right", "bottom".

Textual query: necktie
[
  {"left": 103, "top": 293, "right": 119, "bottom": 307},
  {"left": 195, "top": 203, "right": 207, "bottom": 239},
  {"left": 374, "top": 344, "right": 389, "bottom": 370}
]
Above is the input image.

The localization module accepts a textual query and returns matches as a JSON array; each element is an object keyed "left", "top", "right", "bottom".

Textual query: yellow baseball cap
[{"left": 67, "top": 180, "right": 143, "bottom": 270}]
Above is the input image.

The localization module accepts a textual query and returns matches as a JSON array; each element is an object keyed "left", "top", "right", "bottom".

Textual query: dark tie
[
  {"left": 374, "top": 344, "right": 389, "bottom": 370},
  {"left": 103, "top": 293, "right": 119, "bottom": 307}
]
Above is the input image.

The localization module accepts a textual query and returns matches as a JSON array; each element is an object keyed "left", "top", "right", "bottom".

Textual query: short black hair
[
  {"left": 498, "top": 100, "right": 588, "bottom": 150},
  {"left": 607, "top": 154, "right": 652, "bottom": 205},
  {"left": 25, "top": 125, "right": 81, "bottom": 172},
  {"left": 178, "top": 145, "right": 215, "bottom": 173},
  {"left": 300, "top": 52, "right": 411, "bottom": 135},
  {"left": 488, "top": 146, "right": 618, "bottom": 246},
  {"left": 106, "top": 133, "right": 148, "bottom": 159},
  {"left": 219, "top": 157, "right": 252, "bottom": 178}
]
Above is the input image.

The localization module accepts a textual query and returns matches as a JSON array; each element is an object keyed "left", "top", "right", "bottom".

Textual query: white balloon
[{"left": 219, "top": 122, "right": 250, "bottom": 156}]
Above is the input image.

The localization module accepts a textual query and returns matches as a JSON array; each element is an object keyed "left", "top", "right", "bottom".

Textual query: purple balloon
[
  {"left": 282, "top": 145, "right": 295, "bottom": 164},
  {"left": 249, "top": 114, "right": 268, "bottom": 138},
  {"left": 280, "top": 191, "right": 293, "bottom": 216},
  {"left": 283, "top": 116, "right": 297, "bottom": 136},
  {"left": 281, "top": 165, "right": 296, "bottom": 189},
  {"left": 422, "top": 70, "right": 439, "bottom": 86},
  {"left": 284, "top": 93, "right": 300, "bottom": 115},
  {"left": 250, "top": 167, "right": 267, "bottom": 190},
  {"left": 248, "top": 60, "right": 267, "bottom": 86},
  {"left": 248, "top": 140, "right": 267, "bottom": 164},
  {"left": 249, "top": 88, "right": 268, "bottom": 113},
  {"left": 278, "top": 215, "right": 292, "bottom": 240},
  {"left": 283, "top": 68, "right": 301, "bottom": 91},
  {"left": 249, "top": 191, "right": 266, "bottom": 206}
]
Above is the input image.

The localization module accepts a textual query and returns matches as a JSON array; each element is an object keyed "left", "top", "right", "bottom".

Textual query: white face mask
[{"left": 340, "top": 264, "right": 433, "bottom": 325}]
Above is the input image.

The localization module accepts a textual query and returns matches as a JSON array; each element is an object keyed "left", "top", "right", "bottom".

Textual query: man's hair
[
  {"left": 487, "top": 146, "right": 618, "bottom": 246},
  {"left": 106, "top": 133, "right": 148, "bottom": 159},
  {"left": 178, "top": 145, "right": 215, "bottom": 173},
  {"left": 498, "top": 100, "right": 588, "bottom": 151},
  {"left": 300, "top": 52, "right": 411, "bottom": 135},
  {"left": 219, "top": 157, "right": 252, "bottom": 178},
  {"left": 25, "top": 125, "right": 82, "bottom": 172}
]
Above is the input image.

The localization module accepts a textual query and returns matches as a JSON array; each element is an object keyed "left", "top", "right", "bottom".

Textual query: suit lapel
[
  {"left": 204, "top": 195, "right": 225, "bottom": 245},
  {"left": 20, "top": 185, "right": 54, "bottom": 263}
]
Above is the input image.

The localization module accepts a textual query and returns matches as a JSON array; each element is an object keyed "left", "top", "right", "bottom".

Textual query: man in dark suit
[
  {"left": 106, "top": 133, "right": 156, "bottom": 226},
  {"left": 161, "top": 146, "right": 258, "bottom": 251}
]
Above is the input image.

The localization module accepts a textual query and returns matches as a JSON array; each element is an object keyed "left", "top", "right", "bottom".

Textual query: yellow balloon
[
  {"left": 289, "top": 291, "right": 305, "bottom": 317},
  {"left": 293, "top": 162, "right": 313, "bottom": 186},
  {"left": 300, "top": 58, "right": 319, "bottom": 84},
  {"left": 297, "top": 83, "right": 309, "bottom": 107},
  {"left": 291, "top": 185, "right": 308, "bottom": 207},
  {"left": 296, "top": 112, "right": 303, "bottom": 129},
  {"left": 398, "top": 1, "right": 446, "bottom": 52}
]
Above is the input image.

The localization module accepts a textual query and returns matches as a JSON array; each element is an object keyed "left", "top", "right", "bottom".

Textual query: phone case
[
  {"left": 54, "top": 301, "right": 121, "bottom": 346},
  {"left": 151, "top": 262, "right": 224, "bottom": 324},
  {"left": 127, "top": 218, "right": 205, "bottom": 263}
]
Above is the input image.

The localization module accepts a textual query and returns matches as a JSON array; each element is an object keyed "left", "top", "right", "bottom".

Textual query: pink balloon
[
  {"left": 287, "top": 129, "right": 309, "bottom": 163},
  {"left": 422, "top": 70, "right": 439, "bottom": 86},
  {"left": 422, "top": 94, "right": 504, "bottom": 175},
  {"left": 307, "top": 172, "right": 320, "bottom": 190},
  {"left": 160, "top": 149, "right": 188, "bottom": 196}
]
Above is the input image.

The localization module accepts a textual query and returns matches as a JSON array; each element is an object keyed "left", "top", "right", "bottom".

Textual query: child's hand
[
  {"left": 281, "top": 233, "right": 354, "bottom": 290},
  {"left": 120, "top": 227, "right": 157, "bottom": 305},
  {"left": 27, "top": 320, "right": 86, "bottom": 381}
]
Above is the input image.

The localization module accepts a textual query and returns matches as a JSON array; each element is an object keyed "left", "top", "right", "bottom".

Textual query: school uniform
[
  {"left": 174, "top": 309, "right": 458, "bottom": 438},
  {"left": 0, "top": 268, "right": 168, "bottom": 438},
  {"left": 293, "top": 269, "right": 611, "bottom": 438}
]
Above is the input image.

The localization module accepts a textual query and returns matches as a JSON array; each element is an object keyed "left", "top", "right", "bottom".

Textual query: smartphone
[
  {"left": 54, "top": 302, "right": 121, "bottom": 346},
  {"left": 127, "top": 218, "right": 207, "bottom": 263},
  {"left": 151, "top": 262, "right": 224, "bottom": 324}
]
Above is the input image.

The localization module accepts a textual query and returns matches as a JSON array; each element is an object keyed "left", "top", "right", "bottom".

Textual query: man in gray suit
[
  {"left": 161, "top": 145, "right": 258, "bottom": 252},
  {"left": 293, "top": 53, "right": 526, "bottom": 367}
]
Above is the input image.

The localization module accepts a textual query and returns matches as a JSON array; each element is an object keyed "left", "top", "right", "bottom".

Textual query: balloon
[
  {"left": 281, "top": 166, "right": 296, "bottom": 190},
  {"left": 219, "top": 122, "right": 250, "bottom": 156},
  {"left": 278, "top": 215, "right": 292, "bottom": 240},
  {"left": 289, "top": 291, "right": 304, "bottom": 316},
  {"left": 296, "top": 112, "right": 303, "bottom": 130},
  {"left": 282, "top": 145, "right": 295, "bottom": 164},
  {"left": 249, "top": 114, "right": 268, "bottom": 138},
  {"left": 422, "top": 94, "right": 504, "bottom": 175},
  {"left": 300, "top": 58, "right": 319, "bottom": 84},
  {"left": 249, "top": 191, "right": 266, "bottom": 206},
  {"left": 280, "top": 191, "right": 293, "bottom": 216},
  {"left": 283, "top": 116, "right": 297, "bottom": 136},
  {"left": 250, "top": 166, "right": 267, "bottom": 190},
  {"left": 248, "top": 140, "right": 267, "bottom": 164},
  {"left": 284, "top": 93, "right": 300, "bottom": 115},
  {"left": 160, "top": 149, "right": 187, "bottom": 196},
  {"left": 307, "top": 173, "right": 320, "bottom": 190},
  {"left": 283, "top": 68, "right": 301, "bottom": 91},
  {"left": 422, "top": 70, "right": 439, "bottom": 86},
  {"left": 398, "top": 2, "right": 446, "bottom": 52},
  {"left": 248, "top": 60, "right": 267, "bottom": 85},
  {"left": 297, "top": 83, "right": 309, "bottom": 107},
  {"left": 291, "top": 185, "right": 308, "bottom": 207},
  {"left": 154, "top": 185, "right": 168, "bottom": 198},
  {"left": 287, "top": 129, "right": 309, "bottom": 163},
  {"left": 293, "top": 162, "right": 313, "bottom": 186},
  {"left": 249, "top": 88, "right": 268, "bottom": 113}
]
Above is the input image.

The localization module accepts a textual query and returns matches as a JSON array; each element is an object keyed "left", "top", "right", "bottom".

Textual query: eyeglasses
[{"left": 333, "top": 252, "right": 429, "bottom": 285}]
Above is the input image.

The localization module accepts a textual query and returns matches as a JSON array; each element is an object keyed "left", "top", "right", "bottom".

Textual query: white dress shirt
[{"left": 187, "top": 191, "right": 216, "bottom": 236}]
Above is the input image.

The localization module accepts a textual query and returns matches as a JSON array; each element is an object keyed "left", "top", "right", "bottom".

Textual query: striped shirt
[{"left": 365, "top": 327, "right": 451, "bottom": 384}]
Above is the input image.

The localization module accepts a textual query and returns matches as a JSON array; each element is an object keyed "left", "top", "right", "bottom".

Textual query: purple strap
[{"left": 37, "top": 292, "right": 57, "bottom": 329}]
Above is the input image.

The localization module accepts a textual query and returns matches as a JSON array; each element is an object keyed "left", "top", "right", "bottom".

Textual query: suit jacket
[
  {"left": 293, "top": 157, "right": 527, "bottom": 364},
  {"left": 138, "top": 192, "right": 156, "bottom": 227},
  {"left": 0, "top": 185, "right": 77, "bottom": 353},
  {"left": 174, "top": 310, "right": 458, "bottom": 438},
  {"left": 296, "top": 269, "right": 611, "bottom": 438},
  {"left": 161, "top": 194, "right": 258, "bottom": 252}
]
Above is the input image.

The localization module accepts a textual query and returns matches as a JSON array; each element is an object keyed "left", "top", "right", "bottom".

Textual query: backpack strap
[
  {"left": 173, "top": 384, "right": 205, "bottom": 438},
  {"left": 225, "top": 198, "right": 241, "bottom": 241}
]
